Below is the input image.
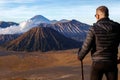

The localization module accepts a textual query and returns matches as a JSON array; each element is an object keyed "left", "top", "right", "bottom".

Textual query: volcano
[{"left": 6, "top": 27, "right": 81, "bottom": 52}]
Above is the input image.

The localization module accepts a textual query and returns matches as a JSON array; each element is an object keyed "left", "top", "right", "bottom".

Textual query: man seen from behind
[{"left": 78, "top": 6, "right": 120, "bottom": 80}]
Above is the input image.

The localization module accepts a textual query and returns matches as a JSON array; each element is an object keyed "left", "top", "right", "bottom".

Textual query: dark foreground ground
[
  {"left": 0, "top": 66, "right": 90, "bottom": 80},
  {"left": 0, "top": 48, "right": 120, "bottom": 80}
]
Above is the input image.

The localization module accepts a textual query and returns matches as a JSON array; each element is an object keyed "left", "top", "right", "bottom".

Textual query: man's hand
[
  {"left": 77, "top": 48, "right": 82, "bottom": 61},
  {"left": 77, "top": 56, "right": 82, "bottom": 61},
  {"left": 117, "top": 57, "right": 120, "bottom": 64}
]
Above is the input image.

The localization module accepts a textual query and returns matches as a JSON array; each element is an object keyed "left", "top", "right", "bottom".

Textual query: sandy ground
[{"left": 0, "top": 48, "right": 120, "bottom": 80}]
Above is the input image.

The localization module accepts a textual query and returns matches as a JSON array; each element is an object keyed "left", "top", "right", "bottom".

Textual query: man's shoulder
[
  {"left": 87, "top": 25, "right": 96, "bottom": 33},
  {"left": 91, "top": 23, "right": 98, "bottom": 29},
  {"left": 109, "top": 19, "right": 120, "bottom": 26}
]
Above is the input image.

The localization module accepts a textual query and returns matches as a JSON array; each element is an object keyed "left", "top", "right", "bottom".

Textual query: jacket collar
[
  {"left": 96, "top": 18, "right": 110, "bottom": 23},
  {"left": 93, "top": 18, "right": 110, "bottom": 27}
]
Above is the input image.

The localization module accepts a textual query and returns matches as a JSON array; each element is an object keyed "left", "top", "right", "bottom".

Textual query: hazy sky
[{"left": 0, "top": 0, "right": 120, "bottom": 24}]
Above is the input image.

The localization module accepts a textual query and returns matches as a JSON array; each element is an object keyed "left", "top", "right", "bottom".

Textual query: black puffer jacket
[{"left": 78, "top": 18, "right": 120, "bottom": 62}]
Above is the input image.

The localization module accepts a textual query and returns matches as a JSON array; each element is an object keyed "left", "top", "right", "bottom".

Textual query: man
[{"left": 78, "top": 6, "right": 120, "bottom": 80}]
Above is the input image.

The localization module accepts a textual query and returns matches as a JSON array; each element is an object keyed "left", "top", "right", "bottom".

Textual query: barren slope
[{"left": 0, "top": 49, "right": 120, "bottom": 80}]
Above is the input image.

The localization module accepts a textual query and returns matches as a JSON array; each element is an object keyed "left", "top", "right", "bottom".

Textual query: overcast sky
[{"left": 0, "top": 0, "right": 120, "bottom": 24}]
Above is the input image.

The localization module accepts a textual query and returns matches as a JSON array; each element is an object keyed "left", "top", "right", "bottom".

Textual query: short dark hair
[{"left": 96, "top": 6, "right": 109, "bottom": 17}]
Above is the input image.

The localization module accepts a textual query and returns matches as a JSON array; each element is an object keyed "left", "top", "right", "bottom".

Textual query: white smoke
[
  {"left": 19, "top": 20, "right": 38, "bottom": 32},
  {"left": 0, "top": 20, "right": 38, "bottom": 34},
  {"left": 0, "top": 15, "right": 53, "bottom": 34}
]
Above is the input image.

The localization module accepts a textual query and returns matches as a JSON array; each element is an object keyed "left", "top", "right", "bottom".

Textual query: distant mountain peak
[
  {"left": 19, "top": 15, "right": 51, "bottom": 32},
  {"left": 70, "top": 19, "right": 80, "bottom": 23},
  {"left": 30, "top": 15, "right": 50, "bottom": 24},
  {"left": 31, "top": 15, "right": 45, "bottom": 20},
  {"left": 59, "top": 19, "right": 69, "bottom": 22}
]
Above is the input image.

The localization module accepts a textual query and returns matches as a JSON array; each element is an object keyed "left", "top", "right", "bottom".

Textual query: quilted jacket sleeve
[{"left": 78, "top": 27, "right": 95, "bottom": 61}]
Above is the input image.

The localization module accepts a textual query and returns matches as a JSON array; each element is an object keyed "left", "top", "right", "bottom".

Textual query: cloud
[
  {"left": 0, "top": 1, "right": 120, "bottom": 34},
  {"left": 0, "top": 0, "right": 120, "bottom": 25},
  {"left": 0, "top": 0, "right": 35, "bottom": 3},
  {"left": 0, "top": 6, "right": 40, "bottom": 22},
  {"left": 0, "top": 19, "right": 39, "bottom": 34}
]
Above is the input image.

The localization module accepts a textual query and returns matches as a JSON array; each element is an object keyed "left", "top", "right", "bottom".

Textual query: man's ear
[{"left": 96, "top": 14, "right": 99, "bottom": 20}]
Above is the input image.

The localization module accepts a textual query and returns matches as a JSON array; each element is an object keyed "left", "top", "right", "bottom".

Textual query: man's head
[{"left": 95, "top": 6, "right": 109, "bottom": 21}]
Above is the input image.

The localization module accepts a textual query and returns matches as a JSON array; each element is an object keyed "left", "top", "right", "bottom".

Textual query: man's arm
[
  {"left": 117, "top": 57, "right": 120, "bottom": 64},
  {"left": 78, "top": 27, "right": 95, "bottom": 61},
  {"left": 117, "top": 24, "right": 120, "bottom": 64}
]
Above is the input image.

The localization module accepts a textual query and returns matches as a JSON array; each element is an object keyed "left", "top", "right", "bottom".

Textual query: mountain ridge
[
  {"left": 0, "top": 34, "right": 21, "bottom": 45},
  {"left": 0, "top": 21, "right": 19, "bottom": 28},
  {"left": 39, "top": 19, "right": 89, "bottom": 41}
]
